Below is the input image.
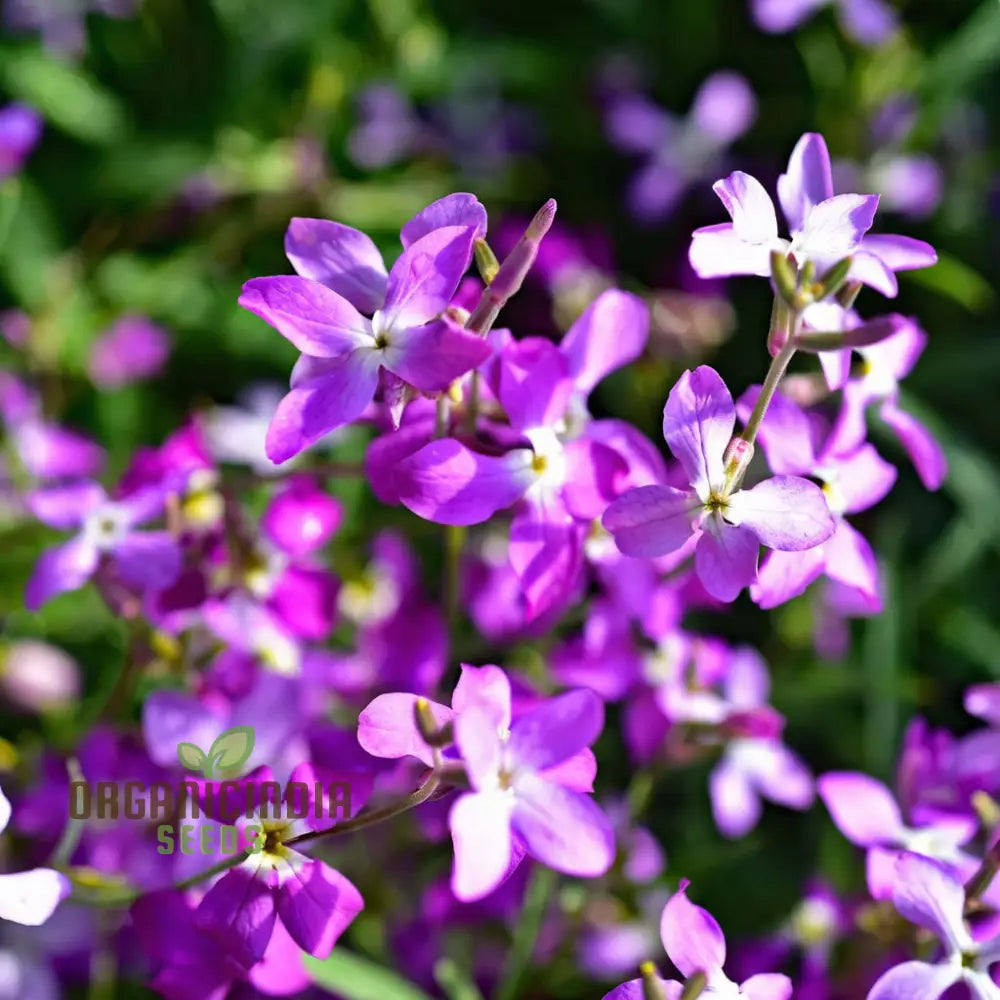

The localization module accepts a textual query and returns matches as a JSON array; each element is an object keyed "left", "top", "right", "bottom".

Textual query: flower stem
[{"left": 739, "top": 329, "right": 798, "bottom": 450}]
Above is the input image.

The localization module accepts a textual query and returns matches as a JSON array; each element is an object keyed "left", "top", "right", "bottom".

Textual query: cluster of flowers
[{"left": 3, "top": 125, "right": 994, "bottom": 1000}]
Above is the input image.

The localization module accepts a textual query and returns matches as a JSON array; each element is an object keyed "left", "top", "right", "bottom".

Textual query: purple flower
[
  {"left": 751, "top": 0, "right": 897, "bottom": 47},
  {"left": 602, "top": 366, "right": 835, "bottom": 602},
  {"left": 603, "top": 880, "right": 793, "bottom": 999},
  {"left": 194, "top": 765, "right": 364, "bottom": 966},
  {"left": 0, "top": 104, "right": 42, "bottom": 181},
  {"left": 866, "top": 853, "right": 1000, "bottom": 1000},
  {"left": 88, "top": 316, "right": 170, "bottom": 388},
  {"left": 3, "top": 0, "right": 137, "bottom": 55},
  {"left": 817, "top": 772, "right": 978, "bottom": 899},
  {"left": 689, "top": 132, "right": 936, "bottom": 296},
  {"left": 449, "top": 685, "right": 615, "bottom": 900},
  {"left": 239, "top": 194, "right": 492, "bottom": 463},
  {"left": 0, "top": 784, "right": 70, "bottom": 926},
  {"left": 25, "top": 481, "right": 181, "bottom": 609},
  {"left": 735, "top": 385, "right": 897, "bottom": 610},
  {"left": 605, "top": 72, "right": 757, "bottom": 223}
]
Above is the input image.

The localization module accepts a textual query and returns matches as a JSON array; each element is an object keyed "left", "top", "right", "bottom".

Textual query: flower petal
[
  {"left": 512, "top": 773, "right": 615, "bottom": 877},
  {"left": 284, "top": 218, "right": 388, "bottom": 313},
  {"left": 508, "top": 689, "right": 604, "bottom": 772},
  {"left": 113, "top": 531, "right": 182, "bottom": 591},
  {"left": 356, "top": 693, "right": 449, "bottom": 767},
  {"left": 712, "top": 171, "right": 779, "bottom": 244},
  {"left": 741, "top": 973, "right": 794, "bottom": 1000},
  {"left": 777, "top": 132, "right": 834, "bottom": 234},
  {"left": 384, "top": 316, "right": 493, "bottom": 392},
  {"left": 449, "top": 790, "right": 514, "bottom": 902},
  {"left": 689, "top": 223, "right": 776, "bottom": 278},
  {"left": 694, "top": 522, "right": 758, "bottom": 602},
  {"left": 750, "top": 547, "right": 827, "bottom": 609},
  {"left": 726, "top": 476, "right": 835, "bottom": 551},
  {"left": 265, "top": 352, "right": 380, "bottom": 464},
  {"left": 508, "top": 500, "right": 584, "bottom": 621},
  {"left": 560, "top": 289, "right": 650, "bottom": 396},
  {"left": 860, "top": 233, "right": 937, "bottom": 272},
  {"left": 0, "top": 868, "right": 70, "bottom": 925},
  {"left": 195, "top": 863, "right": 277, "bottom": 968},
  {"left": 563, "top": 439, "right": 629, "bottom": 520},
  {"left": 395, "top": 439, "right": 534, "bottom": 526},
  {"left": 238, "top": 276, "right": 373, "bottom": 356},
  {"left": 866, "top": 961, "right": 960, "bottom": 1000},
  {"left": 276, "top": 858, "right": 363, "bottom": 958},
  {"left": 602, "top": 485, "right": 701, "bottom": 558},
  {"left": 660, "top": 881, "right": 726, "bottom": 979},
  {"left": 497, "top": 337, "right": 573, "bottom": 433},
  {"left": 796, "top": 194, "right": 879, "bottom": 266},
  {"left": 891, "top": 852, "right": 970, "bottom": 952},
  {"left": 663, "top": 366, "right": 733, "bottom": 497},
  {"left": 452, "top": 664, "right": 512, "bottom": 731},
  {"left": 710, "top": 757, "right": 762, "bottom": 839},
  {"left": 879, "top": 401, "right": 946, "bottom": 491},
  {"left": 690, "top": 72, "right": 756, "bottom": 145},
  {"left": 25, "top": 537, "right": 100, "bottom": 610},
  {"left": 25, "top": 481, "right": 106, "bottom": 530},
  {"left": 400, "top": 193, "right": 487, "bottom": 248},
  {"left": 823, "top": 521, "right": 881, "bottom": 609},
  {"left": 817, "top": 772, "right": 904, "bottom": 846}
]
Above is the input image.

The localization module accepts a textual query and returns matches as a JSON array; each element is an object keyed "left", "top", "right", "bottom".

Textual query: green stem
[
  {"left": 738, "top": 334, "right": 798, "bottom": 450},
  {"left": 493, "top": 866, "right": 556, "bottom": 1000}
]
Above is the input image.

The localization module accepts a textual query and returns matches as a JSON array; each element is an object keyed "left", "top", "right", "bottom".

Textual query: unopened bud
[
  {"left": 766, "top": 295, "right": 792, "bottom": 357},
  {"left": 414, "top": 697, "right": 454, "bottom": 748},
  {"left": 680, "top": 971, "right": 708, "bottom": 1000},
  {"left": 640, "top": 961, "right": 666, "bottom": 1000},
  {"left": 723, "top": 437, "right": 754, "bottom": 481},
  {"left": 974, "top": 791, "right": 1000, "bottom": 834},
  {"left": 770, "top": 251, "right": 798, "bottom": 306},
  {"left": 836, "top": 280, "right": 863, "bottom": 311},
  {"left": 474, "top": 239, "right": 500, "bottom": 285},
  {"left": 815, "top": 257, "right": 853, "bottom": 300}
]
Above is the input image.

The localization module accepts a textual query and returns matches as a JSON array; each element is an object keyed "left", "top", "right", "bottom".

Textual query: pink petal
[
  {"left": 560, "top": 289, "right": 650, "bottom": 395},
  {"left": 735, "top": 386, "right": 816, "bottom": 477},
  {"left": 265, "top": 352, "right": 380, "bottom": 464},
  {"left": 727, "top": 476, "right": 835, "bottom": 551},
  {"left": 710, "top": 757, "right": 762, "bottom": 839},
  {"left": 284, "top": 218, "right": 388, "bottom": 313},
  {"left": 816, "top": 772, "right": 904, "bottom": 845},
  {"left": 452, "top": 664, "right": 512, "bottom": 731},
  {"left": 891, "top": 853, "right": 969, "bottom": 951},
  {"left": 712, "top": 171, "right": 779, "bottom": 244},
  {"left": 690, "top": 72, "right": 756, "bottom": 145},
  {"left": 195, "top": 863, "right": 277, "bottom": 968},
  {"left": 777, "top": 132, "right": 834, "bottom": 234},
  {"left": 384, "top": 316, "right": 492, "bottom": 393},
  {"left": 276, "top": 859, "right": 363, "bottom": 957},
  {"left": 395, "top": 439, "right": 534, "bottom": 525},
  {"left": 879, "top": 402, "right": 947, "bottom": 491},
  {"left": 601, "top": 485, "right": 701, "bottom": 558},
  {"left": 823, "top": 521, "right": 881, "bottom": 609},
  {"left": 660, "top": 882, "right": 727, "bottom": 979},
  {"left": 663, "top": 366, "right": 733, "bottom": 497},
  {"left": 449, "top": 790, "right": 514, "bottom": 902},
  {"left": 512, "top": 773, "right": 615, "bottom": 877},
  {"left": 694, "top": 522, "right": 758, "bottom": 602},
  {"left": 563, "top": 439, "right": 629, "bottom": 520},
  {"left": 509, "top": 500, "right": 584, "bottom": 620},
  {"left": 860, "top": 234, "right": 937, "bottom": 272},
  {"left": 25, "top": 537, "right": 100, "bottom": 610},
  {"left": 113, "top": 531, "right": 182, "bottom": 591},
  {"left": 25, "top": 481, "right": 105, "bottom": 529},
  {"left": 829, "top": 444, "right": 897, "bottom": 513},
  {"left": 750, "top": 546, "right": 827, "bottom": 609},
  {"left": 238, "top": 276, "right": 373, "bottom": 356},
  {"left": 508, "top": 689, "right": 604, "bottom": 772},
  {"left": 866, "top": 961, "right": 960, "bottom": 1000},
  {"left": 689, "top": 223, "right": 775, "bottom": 278},
  {"left": 497, "top": 337, "right": 573, "bottom": 433},
  {"left": 740, "top": 974, "right": 794, "bottom": 1000},
  {"left": 356, "top": 692, "right": 450, "bottom": 767},
  {"left": 455, "top": 705, "right": 504, "bottom": 789}
]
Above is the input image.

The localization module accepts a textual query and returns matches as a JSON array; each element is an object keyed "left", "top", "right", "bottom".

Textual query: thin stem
[{"left": 739, "top": 333, "right": 798, "bottom": 450}]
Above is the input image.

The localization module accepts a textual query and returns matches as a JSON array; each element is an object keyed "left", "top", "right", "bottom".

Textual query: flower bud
[
  {"left": 723, "top": 437, "right": 754, "bottom": 483},
  {"left": 680, "top": 971, "right": 708, "bottom": 1000},
  {"left": 769, "top": 251, "right": 798, "bottom": 306},
  {"left": 0, "top": 640, "right": 79, "bottom": 713},
  {"left": 474, "top": 239, "right": 500, "bottom": 285},
  {"left": 640, "top": 961, "right": 666, "bottom": 1000},
  {"left": 815, "top": 257, "right": 853, "bottom": 300},
  {"left": 414, "top": 697, "right": 454, "bottom": 748}
]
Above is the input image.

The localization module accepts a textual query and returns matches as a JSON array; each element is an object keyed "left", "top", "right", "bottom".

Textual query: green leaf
[
  {"left": 177, "top": 742, "right": 207, "bottom": 773},
  {"left": 303, "top": 950, "right": 436, "bottom": 1000},
  {"left": 0, "top": 48, "right": 126, "bottom": 145},
  {"left": 208, "top": 725, "right": 255, "bottom": 771},
  {"left": 903, "top": 253, "right": 996, "bottom": 313}
]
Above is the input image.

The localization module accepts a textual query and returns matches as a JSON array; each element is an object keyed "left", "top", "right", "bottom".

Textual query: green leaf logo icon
[
  {"left": 177, "top": 742, "right": 207, "bottom": 773},
  {"left": 205, "top": 726, "right": 255, "bottom": 778}
]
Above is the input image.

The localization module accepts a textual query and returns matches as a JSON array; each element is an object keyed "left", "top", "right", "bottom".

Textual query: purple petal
[
  {"left": 827, "top": 444, "right": 897, "bottom": 513},
  {"left": 727, "top": 476, "right": 835, "bottom": 551},
  {"left": 628, "top": 163, "right": 688, "bottom": 222},
  {"left": 26, "top": 481, "right": 105, "bottom": 529},
  {"left": 512, "top": 774, "right": 615, "bottom": 877},
  {"left": 383, "top": 225, "right": 475, "bottom": 330},
  {"left": 796, "top": 194, "right": 880, "bottom": 266},
  {"left": 879, "top": 402, "right": 946, "bottom": 490},
  {"left": 752, "top": 743, "right": 815, "bottom": 809},
  {"left": 602, "top": 980, "right": 683, "bottom": 1000},
  {"left": 740, "top": 974, "right": 794, "bottom": 1000},
  {"left": 839, "top": 0, "right": 898, "bottom": 47},
  {"left": 449, "top": 790, "right": 514, "bottom": 902},
  {"left": 284, "top": 218, "right": 388, "bottom": 314},
  {"left": 660, "top": 881, "right": 726, "bottom": 979},
  {"left": 849, "top": 251, "right": 899, "bottom": 297},
  {"left": 508, "top": 689, "right": 604, "bottom": 772},
  {"left": 560, "top": 289, "right": 650, "bottom": 395},
  {"left": 113, "top": 531, "right": 182, "bottom": 591},
  {"left": 543, "top": 748, "right": 597, "bottom": 793},
  {"left": 276, "top": 859, "right": 362, "bottom": 957},
  {"left": 777, "top": 133, "right": 834, "bottom": 234},
  {"left": 713, "top": 171, "right": 779, "bottom": 244},
  {"left": 965, "top": 684, "right": 1000, "bottom": 727},
  {"left": 400, "top": 193, "right": 487, "bottom": 248},
  {"left": 891, "top": 853, "right": 968, "bottom": 951},
  {"left": 751, "top": 546, "right": 827, "bottom": 609},
  {"left": 385, "top": 316, "right": 492, "bottom": 392},
  {"left": 563, "top": 439, "right": 628, "bottom": 520},
  {"left": 710, "top": 758, "right": 762, "bottom": 839},
  {"left": 15, "top": 422, "right": 106, "bottom": 480},
  {"left": 455, "top": 705, "right": 503, "bottom": 789},
  {"left": 0, "top": 868, "right": 70, "bottom": 925},
  {"left": 690, "top": 72, "right": 757, "bottom": 145},
  {"left": 508, "top": 501, "right": 583, "bottom": 621},
  {"left": 238, "top": 276, "right": 373, "bottom": 356},
  {"left": 866, "top": 961, "right": 960, "bottom": 1000},
  {"left": 751, "top": 0, "right": 823, "bottom": 32},
  {"left": 663, "top": 366, "right": 733, "bottom": 496},
  {"left": 605, "top": 94, "right": 675, "bottom": 154},
  {"left": 736, "top": 386, "right": 817, "bottom": 476},
  {"left": 823, "top": 521, "right": 881, "bottom": 608},
  {"left": 817, "top": 772, "right": 904, "bottom": 845},
  {"left": 356, "top": 693, "right": 449, "bottom": 767},
  {"left": 395, "top": 439, "right": 534, "bottom": 525},
  {"left": 497, "top": 337, "right": 573, "bottom": 433},
  {"left": 195, "top": 863, "right": 277, "bottom": 968},
  {"left": 142, "top": 690, "right": 226, "bottom": 768},
  {"left": 25, "top": 537, "right": 100, "bottom": 610},
  {"left": 689, "top": 223, "right": 775, "bottom": 278},
  {"left": 602, "top": 485, "right": 701, "bottom": 558},
  {"left": 695, "top": 522, "right": 759, "bottom": 602},
  {"left": 860, "top": 233, "right": 937, "bottom": 272},
  {"left": 265, "top": 353, "right": 380, "bottom": 464},
  {"left": 262, "top": 478, "right": 342, "bottom": 557},
  {"left": 725, "top": 647, "right": 771, "bottom": 707},
  {"left": 452, "top": 663, "right": 512, "bottom": 730}
]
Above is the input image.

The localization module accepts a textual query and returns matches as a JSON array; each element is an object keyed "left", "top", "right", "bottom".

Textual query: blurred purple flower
[
  {"left": 751, "top": 0, "right": 897, "bottom": 48},
  {"left": 89, "top": 316, "right": 171, "bottom": 389},
  {"left": 0, "top": 105, "right": 42, "bottom": 181}
]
